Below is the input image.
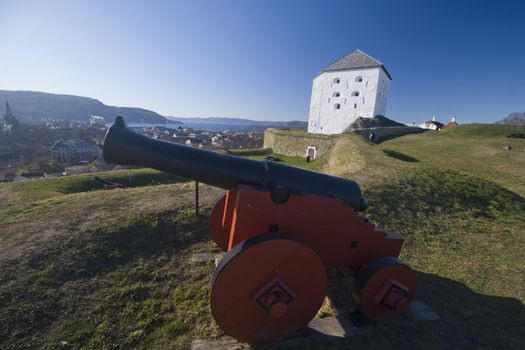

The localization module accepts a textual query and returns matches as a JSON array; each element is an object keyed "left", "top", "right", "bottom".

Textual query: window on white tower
[
  {"left": 334, "top": 103, "right": 341, "bottom": 110},
  {"left": 355, "top": 76, "right": 363, "bottom": 82},
  {"left": 332, "top": 92, "right": 340, "bottom": 97},
  {"left": 351, "top": 91, "right": 360, "bottom": 97},
  {"left": 333, "top": 78, "right": 340, "bottom": 84}
]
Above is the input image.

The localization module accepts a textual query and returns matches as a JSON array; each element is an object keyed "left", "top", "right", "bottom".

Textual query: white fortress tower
[{"left": 308, "top": 50, "right": 392, "bottom": 134}]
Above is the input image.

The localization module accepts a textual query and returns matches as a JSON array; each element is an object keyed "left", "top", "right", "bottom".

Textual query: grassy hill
[{"left": 1, "top": 125, "right": 524, "bottom": 349}]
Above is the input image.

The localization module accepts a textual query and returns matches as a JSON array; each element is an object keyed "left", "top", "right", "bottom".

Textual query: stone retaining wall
[{"left": 263, "top": 129, "right": 337, "bottom": 158}]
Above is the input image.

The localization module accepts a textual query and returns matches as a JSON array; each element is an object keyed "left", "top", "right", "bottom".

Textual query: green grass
[
  {"left": 231, "top": 146, "right": 323, "bottom": 171},
  {"left": 0, "top": 168, "right": 186, "bottom": 203},
  {"left": 0, "top": 181, "right": 224, "bottom": 349},
  {"left": 248, "top": 152, "right": 323, "bottom": 171},
  {"left": 378, "top": 124, "right": 525, "bottom": 196},
  {"left": 320, "top": 168, "right": 525, "bottom": 350},
  {"left": 316, "top": 125, "right": 525, "bottom": 349},
  {"left": 442, "top": 123, "right": 525, "bottom": 137},
  {"left": 365, "top": 169, "right": 525, "bottom": 300},
  {"left": 0, "top": 210, "right": 221, "bottom": 349},
  {"left": 229, "top": 147, "right": 272, "bottom": 156},
  {"left": 1, "top": 123, "right": 524, "bottom": 349}
]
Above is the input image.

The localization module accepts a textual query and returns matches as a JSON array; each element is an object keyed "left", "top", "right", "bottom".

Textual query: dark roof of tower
[
  {"left": 321, "top": 50, "right": 392, "bottom": 80},
  {"left": 4, "top": 100, "right": 14, "bottom": 122}
]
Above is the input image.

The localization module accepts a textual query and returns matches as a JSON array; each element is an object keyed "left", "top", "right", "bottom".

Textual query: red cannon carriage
[{"left": 103, "top": 116, "right": 416, "bottom": 344}]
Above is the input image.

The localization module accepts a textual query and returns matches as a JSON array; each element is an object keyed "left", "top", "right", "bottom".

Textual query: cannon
[{"left": 103, "top": 116, "right": 417, "bottom": 344}]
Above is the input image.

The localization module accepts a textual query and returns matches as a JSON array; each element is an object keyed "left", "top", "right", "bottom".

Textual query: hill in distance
[
  {"left": 497, "top": 112, "right": 525, "bottom": 125},
  {"left": 0, "top": 90, "right": 169, "bottom": 124},
  {"left": 0, "top": 90, "right": 306, "bottom": 128}
]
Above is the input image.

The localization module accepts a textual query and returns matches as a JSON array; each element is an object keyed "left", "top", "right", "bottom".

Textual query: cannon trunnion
[{"left": 103, "top": 117, "right": 417, "bottom": 344}]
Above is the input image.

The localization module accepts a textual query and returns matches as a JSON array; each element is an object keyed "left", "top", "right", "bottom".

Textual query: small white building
[
  {"left": 308, "top": 50, "right": 392, "bottom": 134},
  {"left": 419, "top": 116, "right": 444, "bottom": 130},
  {"left": 89, "top": 116, "right": 105, "bottom": 125}
]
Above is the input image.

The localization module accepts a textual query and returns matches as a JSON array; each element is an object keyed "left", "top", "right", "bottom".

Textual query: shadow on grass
[
  {"left": 294, "top": 270, "right": 525, "bottom": 350},
  {"left": 365, "top": 168, "right": 525, "bottom": 225},
  {"left": 59, "top": 172, "right": 188, "bottom": 194},
  {"left": 382, "top": 149, "right": 419, "bottom": 162},
  {"left": 23, "top": 208, "right": 210, "bottom": 282}
]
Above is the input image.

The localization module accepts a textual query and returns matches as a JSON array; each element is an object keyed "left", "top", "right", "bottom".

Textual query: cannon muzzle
[{"left": 103, "top": 116, "right": 367, "bottom": 210}]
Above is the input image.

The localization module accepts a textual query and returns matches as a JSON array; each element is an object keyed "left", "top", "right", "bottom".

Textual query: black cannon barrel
[{"left": 103, "top": 116, "right": 367, "bottom": 210}]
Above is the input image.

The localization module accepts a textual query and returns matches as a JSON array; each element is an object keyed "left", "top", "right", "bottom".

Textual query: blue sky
[{"left": 1, "top": 0, "right": 524, "bottom": 123}]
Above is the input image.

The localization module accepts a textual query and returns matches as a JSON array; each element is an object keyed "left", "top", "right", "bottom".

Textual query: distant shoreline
[{"left": 127, "top": 122, "right": 273, "bottom": 132}]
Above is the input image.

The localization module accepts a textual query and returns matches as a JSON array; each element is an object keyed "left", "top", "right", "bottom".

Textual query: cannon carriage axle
[{"left": 103, "top": 117, "right": 417, "bottom": 344}]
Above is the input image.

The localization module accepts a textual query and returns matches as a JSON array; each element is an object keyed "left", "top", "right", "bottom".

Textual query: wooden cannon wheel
[
  {"left": 210, "top": 233, "right": 327, "bottom": 344},
  {"left": 353, "top": 256, "right": 417, "bottom": 321}
]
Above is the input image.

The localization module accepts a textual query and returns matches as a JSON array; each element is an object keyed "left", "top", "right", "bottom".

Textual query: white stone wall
[
  {"left": 307, "top": 67, "right": 390, "bottom": 134},
  {"left": 374, "top": 69, "right": 390, "bottom": 117}
]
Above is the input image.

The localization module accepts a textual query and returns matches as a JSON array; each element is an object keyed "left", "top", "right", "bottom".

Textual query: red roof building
[{"left": 443, "top": 116, "right": 458, "bottom": 129}]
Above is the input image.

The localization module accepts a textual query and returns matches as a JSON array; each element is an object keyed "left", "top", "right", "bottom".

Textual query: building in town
[{"left": 51, "top": 139, "right": 99, "bottom": 164}]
